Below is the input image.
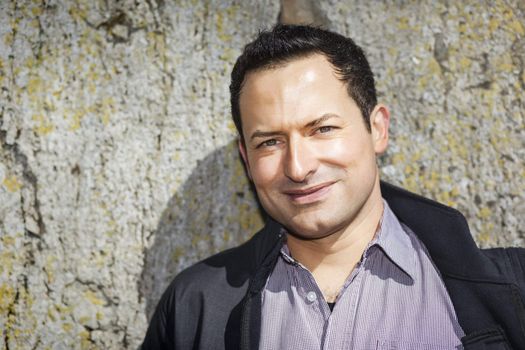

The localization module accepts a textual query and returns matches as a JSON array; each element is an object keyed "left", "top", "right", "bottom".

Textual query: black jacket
[{"left": 142, "top": 182, "right": 525, "bottom": 349}]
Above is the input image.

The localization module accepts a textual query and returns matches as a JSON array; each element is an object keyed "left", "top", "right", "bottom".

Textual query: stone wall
[
  {"left": 319, "top": 0, "right": 525, "bottom": 248},
  {"left": 0, "top": 0, "right": 523, "bottom": 348}
]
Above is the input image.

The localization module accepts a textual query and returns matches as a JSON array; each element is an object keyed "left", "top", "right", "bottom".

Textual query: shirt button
[{"left": 306, "top": 291, "right": 317, "bottom": 302}]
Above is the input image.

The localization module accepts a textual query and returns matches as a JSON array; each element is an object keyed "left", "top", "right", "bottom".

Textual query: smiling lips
[{"left": 283, "top": 181, "right": 336, "bottom": 204}]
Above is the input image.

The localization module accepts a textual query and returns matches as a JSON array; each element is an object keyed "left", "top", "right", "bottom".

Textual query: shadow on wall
[{"left": 139, "top": 140, "right": 266, "bottom": 320}]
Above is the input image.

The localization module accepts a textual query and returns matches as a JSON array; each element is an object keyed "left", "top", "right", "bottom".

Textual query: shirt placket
[
  {"left": 281, "top": 244, "right": 374, "bottom": 350},
  {"left": 289, "top": 262, "right": 331, "bottom": 345},
  {"left": 321, "top": 254, "right": 369, "bottom": 350}
]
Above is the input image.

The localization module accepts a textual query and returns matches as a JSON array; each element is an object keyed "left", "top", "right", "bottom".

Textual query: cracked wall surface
[
  {"left": 318, "top": 0, "right": 524, "bottom": 247},
  {"left": 0, "top": 0, "right": 279, "bottom": 348},
  {"left": 0, "top": 0, "right": 523, "bottom": 349}
]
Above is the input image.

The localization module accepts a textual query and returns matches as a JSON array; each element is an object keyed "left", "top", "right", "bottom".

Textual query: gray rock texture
[
  {"left": 318, "top": 0, "right": 525, "bottom": 247},
  {"left": 0, "top": 0, "right": 523, "bottom": 348},
  {"left": 0, "top": 0, "right": 278, "bottom": 348}
]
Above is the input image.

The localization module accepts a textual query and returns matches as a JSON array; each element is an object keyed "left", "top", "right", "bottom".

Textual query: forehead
[
  {"left": 239, "top": 54, "right": 355, "bottom": 136},
  {"left": 240, "top": 54, "right": 346, "bottom": 111},
  {"left": 241, "top": 54, "right": 339, "bottom": 94},
  {"left": 238, "top": 54, "right": 352, "bottom": 125}
]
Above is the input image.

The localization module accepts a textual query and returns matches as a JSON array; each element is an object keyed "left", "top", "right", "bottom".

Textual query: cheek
[
  {"left": 317, "top": 137, "right": 372, "bottom": 166},
  {"left": 249, "top": 155, "right": 282, "bottom": 188}
]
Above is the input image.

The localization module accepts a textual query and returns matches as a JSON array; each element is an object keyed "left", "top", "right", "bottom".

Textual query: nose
[{"left": 284, "top": 137, "right": 318, "bottom": 183}]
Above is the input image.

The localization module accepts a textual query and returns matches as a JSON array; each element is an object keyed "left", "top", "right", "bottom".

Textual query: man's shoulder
[
  {"left": 481, "top": 246, "right": 525, "bottom": 284},
  {"left": 168, "top": 218, "right": 283, "bottom": 297},
  {"left": 142, "top": 224, "right": 283, "bottom": 350},
  {"left": 170, "top": 243, "right": 252, "bottom": 297},
  {"left": 381, "top": 181, "right": 524, "bottom": 281}
]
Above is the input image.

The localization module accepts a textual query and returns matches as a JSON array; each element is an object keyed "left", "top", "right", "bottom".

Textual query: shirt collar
[
  {"left": 280, "top": 238, "right": 300, "bottom": 266},
  {"left": 278, "top": 200, "right": 416, "bottom": 281},
  {"left": 371, "top": 200, "right": 416, "bottom": 281}
]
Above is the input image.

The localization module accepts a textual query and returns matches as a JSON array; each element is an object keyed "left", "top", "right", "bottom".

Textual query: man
[{"left": 142, "top": 25, "right": 525, "bottom": 349}]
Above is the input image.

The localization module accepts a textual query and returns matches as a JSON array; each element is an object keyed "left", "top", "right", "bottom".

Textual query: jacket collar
[{"left": 380, "top": 181, "right": 509, "bottom": 282}]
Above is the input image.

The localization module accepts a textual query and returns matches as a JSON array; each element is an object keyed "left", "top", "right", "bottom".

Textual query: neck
[{"left": 285, "top": 177, "right": 384, "bottom": 301}]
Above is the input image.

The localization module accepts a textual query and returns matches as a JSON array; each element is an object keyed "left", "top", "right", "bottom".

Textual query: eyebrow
[
  {"left": 305, "top": 113, "right": 341, "bottom": 128},
  {"left": 250, "top": 130, "right": 286, "bottom": 141},
  {"left": 249, "top": 113, "right": 341, "bottom": 141}
]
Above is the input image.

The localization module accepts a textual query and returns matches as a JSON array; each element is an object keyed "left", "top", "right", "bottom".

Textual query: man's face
[{"left": 238, "top": 54, "right": 389, "bottom": 239}]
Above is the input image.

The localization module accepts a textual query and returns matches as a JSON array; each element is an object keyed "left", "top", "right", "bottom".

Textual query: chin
[
  {"left": 283, "top": 219, "right": 335, "bottom": 240},
  {"left": 286, "top": 228, "right": 334, "bottom": 241}
]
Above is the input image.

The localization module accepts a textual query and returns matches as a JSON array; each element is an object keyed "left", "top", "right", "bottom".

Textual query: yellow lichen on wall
[
  {"left": 2, "top": 175, "right": 23, "bottom": 192},
  {"left": 3, "top": 285, "right": 38, "bottom": 348},
  {"left": 322, "top": 0, "right": 524, "bottom": 248},
  {"left": 0, "top": 284, "right": 16, "bottom": 317}
]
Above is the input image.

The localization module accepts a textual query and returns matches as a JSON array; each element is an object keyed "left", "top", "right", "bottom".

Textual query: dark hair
[{"left": 230, "top": 24, "right": 377, "bottom": 139}]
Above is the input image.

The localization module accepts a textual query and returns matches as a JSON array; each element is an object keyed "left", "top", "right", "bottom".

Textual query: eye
[
  {"left": 317, "top": 126, "right": 335, "bottom": 133},
  {"left": 257, "top": 139, "right": 278, "bottom": 148}
]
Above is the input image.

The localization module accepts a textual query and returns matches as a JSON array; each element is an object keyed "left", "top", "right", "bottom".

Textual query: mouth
[{"left": 282, "top": 181, "right": 336, "bottom": 205}]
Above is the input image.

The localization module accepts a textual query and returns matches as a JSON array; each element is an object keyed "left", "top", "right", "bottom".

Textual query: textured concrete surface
[
  {"left": 0, "top": 0, "right": 523, "bottom": 348},
  {"left": 319, "top": 0, "right": 524, "bottom": 247},
  {"left": 0, "top": 0, "right": 277, "bottom": 348}
]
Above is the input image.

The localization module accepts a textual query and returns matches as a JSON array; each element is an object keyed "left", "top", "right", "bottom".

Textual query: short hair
[{"left": 230, "top": 24, "right": 377, "bottom": 139}]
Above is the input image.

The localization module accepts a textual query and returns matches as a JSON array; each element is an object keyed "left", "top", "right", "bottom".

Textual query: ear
[
  {"left": 238, "top": 138, "right": 253, "bottom": 181},
  {"left": 370, "top": 104, "right": 390, "bottom": 155}
]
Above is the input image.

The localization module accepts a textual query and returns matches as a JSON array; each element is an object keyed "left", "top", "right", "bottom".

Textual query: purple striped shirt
[{"left": 260, "top": 201, "right": 464, "bottom": 349}]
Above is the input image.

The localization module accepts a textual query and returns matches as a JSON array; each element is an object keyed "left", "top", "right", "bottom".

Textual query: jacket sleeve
[
  {"left": 507, "top": 248, "right": 525, "bottom": 338},
  {"left": 507, "top": 248, "right": 525, "bottom": 296},
  {"left": 141, "top": 282, "right": 176, "bottom": 349}
]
